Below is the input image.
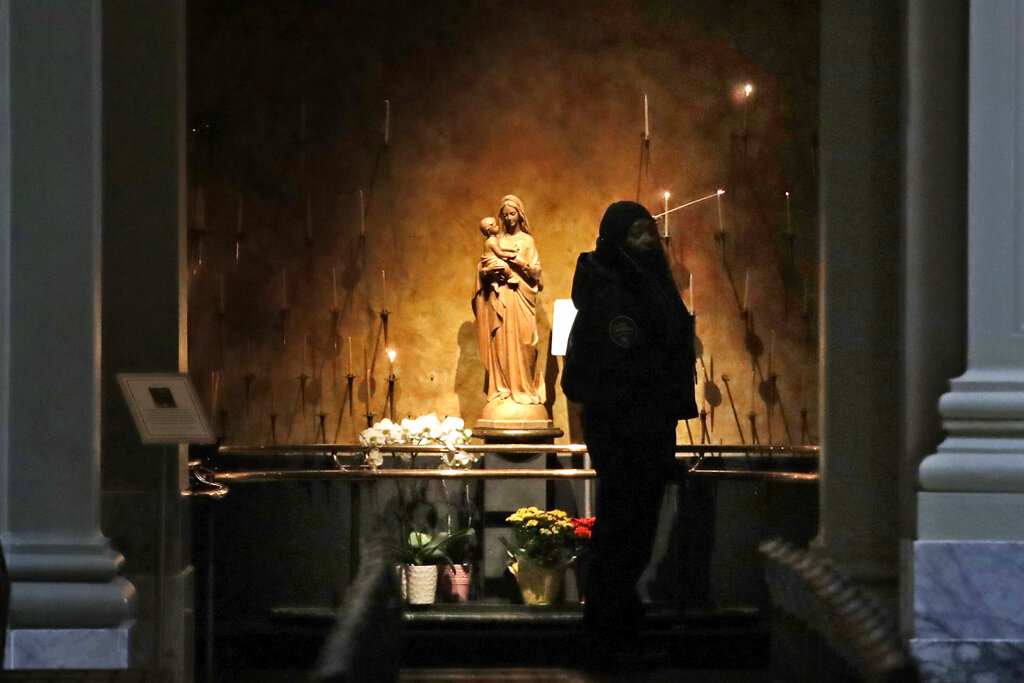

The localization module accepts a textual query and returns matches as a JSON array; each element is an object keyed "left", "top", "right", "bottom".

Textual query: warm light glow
[
  {"left": 387, "top": 349, "right": 396, "bottom": 363},
  {"left": 744, "top": 83, "right": 753, "bottom": 97},
  {"left": 663, "top": 191, "right": 670, "bottom": 200},
  {"left": 785, "top": 191, "right": 790, "bottom": 197},
  {"left": 717, "top": 189, "right": 725, "bottom": 195}
]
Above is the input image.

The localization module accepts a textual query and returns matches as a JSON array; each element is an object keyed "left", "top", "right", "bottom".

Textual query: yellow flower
[{"left": 525, "top": 519, "right": 538, "bottom": 527}]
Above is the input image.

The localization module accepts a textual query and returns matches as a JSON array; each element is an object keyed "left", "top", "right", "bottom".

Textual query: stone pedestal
[
  {"left": 912, "top": 2, "right": 1024, "bottom": 680},
  {"left": 476, "top": 427, "right": 563, "bottom": 599}
]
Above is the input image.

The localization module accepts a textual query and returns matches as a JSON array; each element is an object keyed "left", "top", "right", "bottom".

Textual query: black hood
[{"left": 596, "top": 200, "right": 654, "bottom": 254}]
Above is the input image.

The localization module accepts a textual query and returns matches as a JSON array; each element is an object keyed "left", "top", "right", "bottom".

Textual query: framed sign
[{"left": 117, "top": 373, "right": 216, "bottom": 444}]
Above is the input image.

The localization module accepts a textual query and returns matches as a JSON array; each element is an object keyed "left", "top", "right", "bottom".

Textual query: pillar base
[
  {"left": 914, "top": 540, "right": 1024, "bottom": 680},
  {"left": 4, "top": 622, "right": 134, "bottom": 669}
]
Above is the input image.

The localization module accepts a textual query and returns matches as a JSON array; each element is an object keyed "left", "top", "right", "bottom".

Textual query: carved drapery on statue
[{"left": 473, "top": 195, "right": 551, "bottom": 428}]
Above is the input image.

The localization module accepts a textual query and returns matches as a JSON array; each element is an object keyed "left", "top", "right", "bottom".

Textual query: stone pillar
[
  {"left": 816, "top": 0, "right": 902, "bottom": 595},
  {"left": 913, "top": 1, "right": 1024, "bottom": 678},
  {"left": 0, "top": 0, "right": 134, "bottom": 668}
]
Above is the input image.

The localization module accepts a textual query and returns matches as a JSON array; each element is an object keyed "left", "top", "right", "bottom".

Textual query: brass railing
[{"left": 184, "top": 443, "right": 819, "bottom": 496}]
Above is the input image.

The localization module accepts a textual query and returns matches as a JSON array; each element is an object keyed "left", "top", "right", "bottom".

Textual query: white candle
[
  {"left": 716, "top": 189, "right": 725, "bottom": 234},
  {"left": 662, "top": 191, "right": 670, "bottom": 238},
  {"left": 743, "top": 270, "right": 750, "bottom": 311},
  {"left": 644, "top": 94, "right": 649, "bottom": 140},
  {"left": 348, "top": 336, "right": 353, "bottom": 374},
  {"left": 384, "top": 99, "right": 390, "bottom": 145},
  {"left": 359, "top": 190, "right": 365, "bottom": 236},
  {"left": 388, "top": 349, "right": 396, "bottom": 375},
  {"left": 381, "top": 269, "right": 387, "bottom": 304},
  {"left": 689, "top": 273, "right": 694, "bottom": 313},
  {"left": 332, "top": 267, "right": 339, "bottom": 309},
  {"left": 365, "top": 367, "right": 371, "bottom": 414}
]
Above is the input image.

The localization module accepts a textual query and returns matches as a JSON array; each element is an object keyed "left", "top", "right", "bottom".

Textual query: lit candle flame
[
  {"left": 717, "top": 189, "right": 725, "bottom": 195},
  {"left": 744, "top": 83, "right": 753, "bottom": 97},
  {"left": 387, "top": 349, "right": 396, "bottom": 363}
]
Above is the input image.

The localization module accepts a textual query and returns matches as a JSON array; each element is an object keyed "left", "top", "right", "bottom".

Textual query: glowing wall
[{"left": 187, "top": 0, "right": 820, "bottom": 446}]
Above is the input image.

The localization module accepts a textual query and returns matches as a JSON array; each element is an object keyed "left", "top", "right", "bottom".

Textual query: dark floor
[{"left": 212, "top": 603, "right": 772, "bottom": 682}]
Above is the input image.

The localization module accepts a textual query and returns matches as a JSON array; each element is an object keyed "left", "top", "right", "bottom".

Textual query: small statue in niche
[{"left": 472, "top": 195, "right": 551, "bottom": 429}]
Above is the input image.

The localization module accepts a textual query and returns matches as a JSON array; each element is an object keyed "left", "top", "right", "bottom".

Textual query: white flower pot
[{"left": 405, "top": 564, "right": 439, "bottom": 605}]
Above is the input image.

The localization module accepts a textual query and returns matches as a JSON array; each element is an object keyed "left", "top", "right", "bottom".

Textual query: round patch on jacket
[{"left": 609, "top": 316, "right": 638, "bottom": 348}]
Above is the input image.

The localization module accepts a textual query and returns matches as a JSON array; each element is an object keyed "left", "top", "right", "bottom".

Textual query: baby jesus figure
[{"left": 479, "top": 216, "right": 519, "bottom": 287}]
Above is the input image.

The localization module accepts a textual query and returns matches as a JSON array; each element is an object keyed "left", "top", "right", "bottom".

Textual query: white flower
[
  {"left": 419, "top": 413, "right": 444, "bottom": 440},
  {"left": 359, "top": 427, "right": 386, "bottom": 447},
  {"left": 440, "top": 448, "right": 475, "bottom": 469},
  {"left": 441, "top": 416, "right": 465, "bottom": 433},
  {"left": 401, "top": 417, "right": 424, "bottom": 442},
  {"left": 375, "top": 418, "right": 405, "bottom": 443},
  {"left": 365, "top": 448, "right": 383, "bottom": 468}
]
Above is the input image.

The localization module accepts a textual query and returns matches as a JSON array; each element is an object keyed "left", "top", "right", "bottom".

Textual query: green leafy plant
[{"left": 397, "top": 528, "right": 474, "bottom": 566}]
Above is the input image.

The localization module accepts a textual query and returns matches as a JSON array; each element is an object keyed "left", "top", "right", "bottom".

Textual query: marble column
[
  {"left": 913, "top": 2, "right": 1024, "bottom": 679},
  {"left": 0, "top": 0, "right": 134, "bottom": 669},
  {"left": 816, "top": 0, "right": 902, "bottom": 597}
]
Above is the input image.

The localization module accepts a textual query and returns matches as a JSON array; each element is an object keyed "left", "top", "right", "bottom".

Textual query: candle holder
[
  {"left": 365, "top": 412, "right": 375, "bottom": 429},
  {"left": 683, "top": 419, "right": 695, "bottom": 445},
  {"left": 747, "top": 413, "right": 760, "bottom": 445},
  {"left": 387, "top": 373, "right": 397, "bottom": 421},
  {"left": 346, "top": 373, "right": 355, "bottom": 416},
  {"left": 269, "top": 413, "right": 278, "bottom": 445},
  {"left": 720, "top": 374, "right": 746, "bottom": 445},
  {"left": 317, "top": 412, "right": 328, "bottom": 444},
  {"left": 800, "top": 408, "right": 811, "bottom": 445},
  {"left": 297, "top": 373, "right": 309, "bottom": 416},
  {"left": 698, "top": 409, "right": 710, "bottom": 445},
  {"left": 380, "top": 309, "right": 390, "bottom": 350}
]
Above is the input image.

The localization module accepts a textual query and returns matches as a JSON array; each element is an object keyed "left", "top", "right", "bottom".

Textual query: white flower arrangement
[{"left": 358, "top": 413, "right": 474, "bottom": 469}]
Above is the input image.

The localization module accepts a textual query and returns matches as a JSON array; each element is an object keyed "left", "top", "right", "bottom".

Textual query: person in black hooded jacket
[{"left": 561, "top": 200, "right": 698, "bottom": 665}]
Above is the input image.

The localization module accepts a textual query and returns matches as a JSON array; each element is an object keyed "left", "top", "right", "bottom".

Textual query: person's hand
[{"left": 498, "top": 245, "right": 519, "bottom": 261}]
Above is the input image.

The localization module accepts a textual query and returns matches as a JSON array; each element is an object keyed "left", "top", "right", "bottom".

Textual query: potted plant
[
  {"left": 501, "top": 507, "right": 576, "bottom": 606},
  {"left": 569, "top": 516, "right": 595, "bottom": 602},
  {"left": 438, "top": 526, "right": 478, "bottom": 603},
  {"left": 395, "top": 528, "right": 473, "bottom": 605}
]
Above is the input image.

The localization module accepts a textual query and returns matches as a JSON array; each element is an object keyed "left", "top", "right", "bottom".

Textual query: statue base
[{"left": 475, "top": 398, "right": 552, "bottom": 430}]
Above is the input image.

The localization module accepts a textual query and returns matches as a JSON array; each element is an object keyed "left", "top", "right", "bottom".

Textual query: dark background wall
[{"left": 187, "top": 0, "right": 820, "bottom": 448}]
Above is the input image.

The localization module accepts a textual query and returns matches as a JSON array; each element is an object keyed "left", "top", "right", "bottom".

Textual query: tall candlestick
[
  {"left": 743, "top": 270, "right": 750, "bottom": 312},
  {"left": 359, "top": 190, "right": 366, "bottom": 236},
  {"left": 381, "top": 269, "right": 387, "bottom": 305},
  {"left": 785, "top": 191, "right": 793, "bottom": 236},
  {"left": 365, "top": 366, "right": 371, "bottom": 415},
  {"left": 388, "top": 348, "right": 396, "bottom": 376},
  {"left": 662, "top": 191, "right": 670, "bottom": 238},
  {"left": 332, "top": 267, "right": 339, "bottom": 309},
  {"left": 689, "top": 273, "right": 694, "bottom": 313},
  {"left": 644, "top": 93, "right": 649, "bottom": 140},
  {"left": 769, "top": 330, "right": 775, "bottom": 375},
  {"left": 384, "top": 99, "right": 390, "bottom": 145},
  {"left": 348, "top": 336, "right": 353, "bottom": 374}
]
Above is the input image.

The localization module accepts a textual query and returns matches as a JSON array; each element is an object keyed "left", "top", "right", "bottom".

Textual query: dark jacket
[{"left": 561, "top": 246, "right": 698, "bottom": 422}]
